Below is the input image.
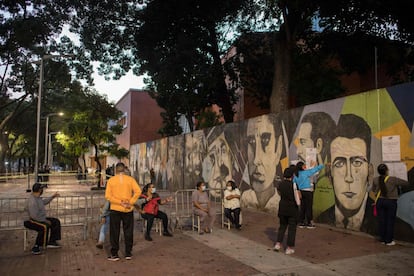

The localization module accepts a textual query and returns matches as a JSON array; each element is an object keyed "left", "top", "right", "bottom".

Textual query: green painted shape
[{"left": 340, "top": 88, "right": 402, "bottom": 134}]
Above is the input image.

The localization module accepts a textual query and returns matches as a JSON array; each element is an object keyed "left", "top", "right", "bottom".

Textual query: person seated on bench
[
  {"left": 224, "top": 180, "right": 242, "bottom": 230},
  {"left": 24, "top": 183, "right": 62, "bottom": 255},
  {"left": 137, "top": 183, "right": 173, "bottom": 241}
]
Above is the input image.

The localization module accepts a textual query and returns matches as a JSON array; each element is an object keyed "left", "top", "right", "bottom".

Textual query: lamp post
[
  {"left": 47, "top": 131, "right": 60, "bottom": 167},
  {"left": 32, "top": 54, "right": 73, "bottom": 189},
  {"left": 44, "top": 113, "right": 63, "bottom": 166}
]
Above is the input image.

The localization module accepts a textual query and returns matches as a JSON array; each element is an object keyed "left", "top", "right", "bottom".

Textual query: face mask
[
  {"left": 152, "top": 188, "right": 156, "bottom": 193},
  {"left": 227, "top": 186, "right": 232, "bottom": 191},
  {"left": 201, "top": 186, "right": 206, "bottom": 191}
]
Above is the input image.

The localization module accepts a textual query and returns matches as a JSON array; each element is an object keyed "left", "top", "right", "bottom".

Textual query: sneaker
[
  {"left": 163, "top": 231, "right": 173, "bottom": 237},
  {"left": 386, "top": 241, "right": 396, "bottom": 246},
  {"left": 107, "top": 255, "right": 120, "bottom": 261},
  {"left": 125, "top": 254, "right": 132, "bottom": 260},
  {"left": 306, "top": 224, "right": 316, "bottom": 229},
  {"left": 96, "top": 242, "right": 103, "bottom": 249},
  {"left": 273, "top": 242, "right": 281, "bottom": 252},
  {"left": 32, "top": 245, "right": 42, "bottom": 255},
  {"left": 285, "top": 247, "right": 295, "bottom": 255},
  {"left": 298, "top": 223, "right": 307, "bottom": 228},
  {"left": 47, "top": 241, "right": 61, "bottom": 248}
]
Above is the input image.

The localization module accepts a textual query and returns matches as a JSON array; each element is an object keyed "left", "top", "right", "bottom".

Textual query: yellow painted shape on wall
[{"left": 374, "top": 119, "right": 414, "bottom": 170}]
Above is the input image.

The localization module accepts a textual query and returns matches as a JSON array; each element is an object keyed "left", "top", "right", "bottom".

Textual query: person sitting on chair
[
  {"left": 24, "top": 183, "right": 62, "bottom": 255},
  {"left": 138, "top": 183, "right": 173, "bottom": 241},
  {"left": 223, "top": 180, "right": 242, "bottom": 230},
  {"left": 192, "top": 181, "right": 216, "bottom": 234}
]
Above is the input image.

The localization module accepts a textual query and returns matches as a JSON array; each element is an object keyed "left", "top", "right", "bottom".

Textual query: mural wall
[{"left": 130, "top": 82, "right": 414, "bottom": 242}]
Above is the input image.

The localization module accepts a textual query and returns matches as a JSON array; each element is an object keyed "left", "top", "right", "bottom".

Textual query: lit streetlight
[
  {"left": 44, "top": 113, "right": 63, "bottom": 166},
  {"left": 33, "top": 54, "right": 74, "bottom": 188},
  {"left": 47, "top": 131, "right": 60, "bottom": 167}
]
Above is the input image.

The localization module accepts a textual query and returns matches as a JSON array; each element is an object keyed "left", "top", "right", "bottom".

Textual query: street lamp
[
  {"left": 47, "top": 131, "right": 60, "bottom": 168},
  {"left": 33, "top": 54, "right": 74, "bottom": 189},
  {"left": 44, "top": 113, "right": 63, "bottom": 166}
]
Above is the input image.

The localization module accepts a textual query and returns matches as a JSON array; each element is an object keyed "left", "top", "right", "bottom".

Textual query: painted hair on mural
[
  {"left": 335, "top": 114, "right": 371, "bottom": 161},
  {"left": 301, "top": 112, "right": 336, "bottom": 161}
]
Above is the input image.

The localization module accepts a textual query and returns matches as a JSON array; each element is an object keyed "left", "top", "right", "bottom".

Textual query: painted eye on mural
[
  {"left": 299, "top": 138, "right": 307, "bottom": 146},
  {"left": 350, "top": 156, "right": 368, "bottom": 167},
  {"left": 260, "top": 133, "right": 271, "bottom": 149},
  {"left": 209, "top": 154, "right": 216, "bottom": 166},
  {"left": 247, "top": 135, "right": 256, "bottom": 147},
  {"left": 332, "top": 157, "right": 346, "bottom": 169}
]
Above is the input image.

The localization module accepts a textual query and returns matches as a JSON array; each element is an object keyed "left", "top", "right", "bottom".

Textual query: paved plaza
[{"left": 0, "top": 176, "right": 413, "bottom": 275}]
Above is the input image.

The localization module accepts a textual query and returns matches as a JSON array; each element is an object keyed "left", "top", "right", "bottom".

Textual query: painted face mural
[
  {"left": 296, "top": 122, "right": 314, "bottom": 163},
  {"left": 247, "top": 115, "right": 281, "bottom": 192},
  {"left": 185, "top": 131, "right": 205, "bottom": 185},
  {"left": 205, "top": 134, "right": 233, "bottom": 197},
  {"left": 330, "top": 137, "right": 369, "bottom": 212}
]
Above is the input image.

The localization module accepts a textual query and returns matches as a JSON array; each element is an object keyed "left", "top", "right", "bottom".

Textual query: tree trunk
[
  {"left": 270, "top": 37, "right": 291, "bottom": 114},
  {"left": 93, "top": 143, "right": 102, "bottom": 188},
  {"left": 207, "top": 23, "right": 234, "bottom": 123}
]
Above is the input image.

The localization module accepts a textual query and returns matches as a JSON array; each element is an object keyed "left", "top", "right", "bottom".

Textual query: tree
[
  {"left": 59, "top": 87, "right": 126, "bottom": 188},
  {"left": 236, "top": 0, "right": 414, "bottom": 114},
  {"left": 69, "top": 0, "right": 243, "bottom": 134},
  {"left": 0, "top": 1, "right": 93, "bottom": 173}
]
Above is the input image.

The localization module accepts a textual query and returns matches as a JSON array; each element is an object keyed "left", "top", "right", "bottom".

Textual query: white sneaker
[
  {"left": 386, "top": 241, "right": 396, "bottom": 246},
  {"left": 273, "top": 242, "right": 281, "bottom": 251},
  {"left": 285, "top": 247, "right": 295, "bottom": 255}
]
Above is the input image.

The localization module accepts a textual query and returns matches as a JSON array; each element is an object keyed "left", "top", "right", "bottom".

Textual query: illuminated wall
[{"left": 130, "top": 82, "right": 414, "bottom": 242}]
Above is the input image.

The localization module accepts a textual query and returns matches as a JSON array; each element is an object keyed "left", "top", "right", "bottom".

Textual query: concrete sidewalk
[
  {"left": 1, "top": 180, "right": 413, "bottom": 275},
  {"left": 186, "top": 228, "right": 414, "bottom": 275}
]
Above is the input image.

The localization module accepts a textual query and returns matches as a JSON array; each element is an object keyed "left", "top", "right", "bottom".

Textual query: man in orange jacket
[{"left": 105, "top": 162, "right": 141, "bottom": 261}]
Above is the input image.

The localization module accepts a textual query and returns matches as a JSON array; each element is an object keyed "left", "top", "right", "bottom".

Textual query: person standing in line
[
  {"left": 96, "top": 200, "right": 110, "bottom": 249},
  {"left": 294, "top": 161, "right": 324, "bottom": 229},
  {"left": 274, "top": 167, "right": 300, "bottom": 255},
  {"left": 223, "top": 180, "right": 242, "bottom": 230},
  {"left": 192, "top": 181, "right": 216, "bottom": 234},
  {"left": 24, "top": 183, "right": 62, "bottom": 255},
  {"left": 105, "top": 162, "right": 141, "bottom": 261},
  {"left": 371, "top": 164, "right": 409, "bottom": 246}
]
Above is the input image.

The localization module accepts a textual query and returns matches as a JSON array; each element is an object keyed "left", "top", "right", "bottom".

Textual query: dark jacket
[{"left": 277, "top": 179, "right": 299, "bottom": 218}]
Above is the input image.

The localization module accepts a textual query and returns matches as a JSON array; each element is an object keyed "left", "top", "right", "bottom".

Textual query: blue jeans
[
  {"left": 98, "top": 216, "right": 110, "bottom": 243},
  {"left": 376, "top": 198, "right": 397, "bottom": 243}
]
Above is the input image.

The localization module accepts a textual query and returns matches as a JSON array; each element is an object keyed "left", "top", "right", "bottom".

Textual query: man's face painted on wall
[
  {"left": 206, "top": 136, "right": 232, "bottom": 197},
  {"left": 185, "top": 133, "right": 204, "bottom": 177},
  {"left": 247, "top": 116, "right": 280, "bottom": 193},
  {"left": 296, "top": 122, "right": 314, "bottom": 162},
  {"left": 330, "top": 137, "right": 369, "bottom": 213}
]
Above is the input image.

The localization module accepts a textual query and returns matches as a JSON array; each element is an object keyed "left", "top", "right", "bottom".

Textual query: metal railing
[
  {"left": 0, "top": 195, "right": 91, "bottom": 250},
  {"left": 173, "top": 188, "right": 223, "bottom": 230}
]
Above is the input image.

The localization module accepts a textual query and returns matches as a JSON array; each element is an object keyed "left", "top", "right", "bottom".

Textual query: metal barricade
[
  {"left": 173, "top": 188, "right": 223, "bottom": 230},
  {"left": 0, "top": 195, "right": 90, "bottom": 250}
]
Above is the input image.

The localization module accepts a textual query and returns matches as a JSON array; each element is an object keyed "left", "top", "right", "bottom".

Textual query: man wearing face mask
[{"left": 24, "top": 183, "right": 61, "bottom": 255}]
